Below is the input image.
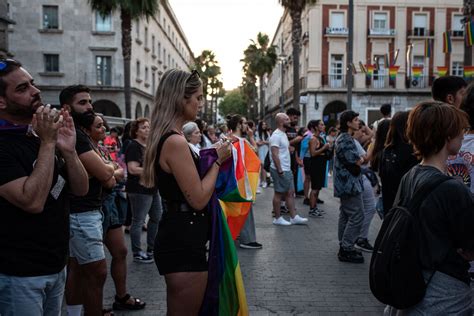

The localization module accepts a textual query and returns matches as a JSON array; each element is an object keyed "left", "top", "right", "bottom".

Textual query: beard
[
  {"left": 5, "top": 95, "right": 42, "bottom": 119},
  {"left": 290, "top": 121, "right": 297, "bottom": 127},
  {"left": 71, "top": 109, "right": 95, "bottom": 129},
  {"left": 283, "top": 123, "right": 292, "bottom": 130}
]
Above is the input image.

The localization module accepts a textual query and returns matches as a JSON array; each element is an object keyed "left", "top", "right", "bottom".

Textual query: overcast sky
[{"left": 169, "top": 0, "right": 284, "bottom": 91}]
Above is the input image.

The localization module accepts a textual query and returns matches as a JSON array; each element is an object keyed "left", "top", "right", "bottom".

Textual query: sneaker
[
  {"left": 261, "top": 182, "right": 267, "bottom": 188},
  {"left": 317, "top": 198, "right": 325, "bottom": 204},
  {"left": 303, "top": 198, "right": 310, "bottom": 205},
  {"left": 309, "top": 208, "right": 323, "bottom": 218},
  {"left": 256, "top": 187, "right": 262, "bottom": 194},
  {"left": 273, "top": 216, "right": 291, "bottom": 226},
  {"left": 239, "top": 242, "right": 263, "bottom": 249},
  {"left": 338, "top": 247, "right": 364, "bottom": 263},
  {"left": 290, "top": 214, "right": 309, "bottom": 225},
  {"left": 133, "top": 252, "right": 154, "bottom": 264},
  {"left": 280, "top": 205, "right": 290, "bottom": 214},
  {"left": 355, "top": 238, "right": 374, "bottom": 253},
  {"left": 146, "top": 248, "right": 154, "bottom": 257}
]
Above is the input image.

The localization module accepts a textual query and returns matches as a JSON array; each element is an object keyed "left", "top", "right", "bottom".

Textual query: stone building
[
  {"left": 265, "top": 0, "right": 464, "bottom": 127},
  {"left": 8, "top": 0, "right": 194, "bottom": 119}
]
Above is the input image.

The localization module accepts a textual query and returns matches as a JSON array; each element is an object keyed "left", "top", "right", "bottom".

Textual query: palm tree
[
  {"left": 279, "top": 0, "right": 316, "bottom": 108},
  {"left": 242, "top": 32, "right": 277, "bottom": 118},
  {"left": 88, "top": 0, "right": 159, "bottom": 118},
  {"left": 240, "top": 72, "right": 258, "bottom": 120}
]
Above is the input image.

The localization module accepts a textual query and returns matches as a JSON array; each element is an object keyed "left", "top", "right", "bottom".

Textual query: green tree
[
  {"left": 240, "top": 72, "right": 258, "bottom": 120},
  {"left": 279, "top": 0, "right": 316, "bottom": 108},
  {"left": 88, "top": 0, "right": 159, "bottom": 118},
  {"left": 242, "top": 32, "right": 277, "bottom": 119},
  {"left": 219, "top": 89, "right": 248, "bottom": 118},
  {"left": 194, "top": 50, "right": 223, "bottom": 123}
]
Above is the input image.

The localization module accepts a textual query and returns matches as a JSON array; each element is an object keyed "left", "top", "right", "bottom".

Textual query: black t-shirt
[
  {"left": 69, "top": 128, "right": 102, "bottom": 213},
  {"left": 395, "top": 165, "right": 474, "bottom": 284},
  {"left": 286, "top": 126, "right": 299, "bottom": 168},
  {"left": 0, "top": 132, "right": 69, "bottom": 276},
  {"left": 126, "top": 140, "right": 157, "bottom": 194}
]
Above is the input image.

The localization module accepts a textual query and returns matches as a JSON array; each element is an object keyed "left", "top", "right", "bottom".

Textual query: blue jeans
[
  {"left": 129, "top": 192, "right": 163, "bottom": 254},
  {"left": 0, "top": 268, "right": 66, "bottom": 316}
]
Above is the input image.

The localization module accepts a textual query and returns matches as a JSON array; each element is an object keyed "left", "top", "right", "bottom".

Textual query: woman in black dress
[{"left": 141, "top": 69, "right": 231, "bottom": 315}]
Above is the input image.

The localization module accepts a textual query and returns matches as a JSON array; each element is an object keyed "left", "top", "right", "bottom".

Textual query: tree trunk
[
  {"left": 121, "top": 9, "right": 132, "bottom": 118},
  {"left": 464, "top": 0, "right": 473, "bottom": 68},
  {"left": 290, "top": 8, "right": 302, "bottom": 109},
  {"left": 259, "top": 75, "right": 265, "bottom": 119}
]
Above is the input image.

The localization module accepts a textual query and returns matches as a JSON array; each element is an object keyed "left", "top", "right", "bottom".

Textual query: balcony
[
  {"left": 406, "top": 75, "right": 431, "bottom": 89},
  {"left": 451, "top": 30, "right": 464, "bottom": 38},
  {"left": 368, "top": 28, "right": 396, "bottom": 38},
  {"left": 322, "top": 74, "right": 347, "bottom": 88},
  {"left": 325, "top": 27, "right": 348, "bottom": 36},
  {"left": 407, "top": 28, "right": 434, "bottom": 38},
  {"left": 370, "top": 75, "right": 390, "bottom": 88}
]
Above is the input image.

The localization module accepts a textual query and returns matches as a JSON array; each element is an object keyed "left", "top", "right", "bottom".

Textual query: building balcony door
[{"left": 330, "top": 55, "right": 344, "bottom": 88}]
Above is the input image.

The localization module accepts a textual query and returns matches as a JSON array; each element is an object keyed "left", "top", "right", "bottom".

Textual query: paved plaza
[{"left": 100, "top": 179, "right": 386, "bottom": 315}]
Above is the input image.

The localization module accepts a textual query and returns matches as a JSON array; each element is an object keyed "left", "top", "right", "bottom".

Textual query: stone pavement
[{"left": 101, "top": 179, "right": 386, "bottom": 315}]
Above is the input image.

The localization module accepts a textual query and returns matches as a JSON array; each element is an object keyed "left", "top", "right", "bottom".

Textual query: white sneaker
[
  {"left": 256, "top": 187, "right": 262, "bottom": 194},
  {"left": 261, "top": 182, "right": 267, "bottom": 188},
  {"left": 273, "top": 216, "right": 291, "bottom": 226},
  {"left": 290, "top": 214, "right": 309, "bottom": 225}
]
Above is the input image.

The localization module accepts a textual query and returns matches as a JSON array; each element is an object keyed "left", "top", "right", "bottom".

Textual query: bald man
[{"left": 269, "top": 113, "right": 308, "bottom": 226}]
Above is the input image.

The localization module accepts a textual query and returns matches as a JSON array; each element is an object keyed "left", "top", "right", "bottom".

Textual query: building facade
[
  {"left": 265, "top": 0, "right": 464, "bottom": 127},
  {"left": 8, "top": 0, "right": 194, "bottom": 119}
]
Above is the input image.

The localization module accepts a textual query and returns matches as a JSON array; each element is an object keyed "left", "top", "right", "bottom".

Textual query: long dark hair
[
  {"left": 385, "top": 111, "right": 410, "bottom": 149},
  {"left": 257, "top": 120, "right": 269, "bottom": 140},
  {"left": 369, "top": 119, "right": 391, "bottom": 172}
]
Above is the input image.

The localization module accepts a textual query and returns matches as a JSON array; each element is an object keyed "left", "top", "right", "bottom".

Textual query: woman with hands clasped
[{"left": 141, "top": 69, "right": 231, "bottom": 316}]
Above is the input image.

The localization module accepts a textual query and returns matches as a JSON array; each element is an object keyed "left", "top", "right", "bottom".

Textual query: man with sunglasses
[{"left": 0, "top": 59, "right": 88, "bottom": 315}]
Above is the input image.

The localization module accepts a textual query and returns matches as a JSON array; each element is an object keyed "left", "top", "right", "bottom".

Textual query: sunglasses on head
[
  {"left": 0, "top": 59, "right": 20, "bottom": 72},
  {"left": 188, "top": 69, "right": 200, "bottom": 80}
]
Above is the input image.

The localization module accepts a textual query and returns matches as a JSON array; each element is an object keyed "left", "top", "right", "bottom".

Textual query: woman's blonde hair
[{"left": 141, "top": 69, "right": 201, "bottom": 188}]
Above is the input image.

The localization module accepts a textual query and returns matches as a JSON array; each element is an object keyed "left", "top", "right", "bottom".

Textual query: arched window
[
  {"left": 135, "top": 102, "right": 143, "bottom": 119},
  {"left": 144, "top": 104, "right": 150, "bottom": 118}
]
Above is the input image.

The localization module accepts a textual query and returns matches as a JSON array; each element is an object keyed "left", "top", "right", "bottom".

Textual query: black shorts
[
  {"left": 303, "top": 157, "right": 311, "bottom": 175},
  {"left": 154, "top": 200, "right": 210, "bottom": 275}
]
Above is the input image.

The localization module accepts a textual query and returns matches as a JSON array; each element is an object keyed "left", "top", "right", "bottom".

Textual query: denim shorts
[
  {"left": 102, "top": 191, "right": 127, "bottom": 233},
  {"left": 270, "top": 168, "right": 294, "bottom": 193},
  {"left": 0, "top": 267, "right": 66, "bottom": 316},
  {"left": 69, "top": 210, "right": 105, "bottom": 265}
]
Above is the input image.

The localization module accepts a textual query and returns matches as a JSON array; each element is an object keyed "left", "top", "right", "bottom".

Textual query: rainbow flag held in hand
[{"left": 199, "top": 147, "right": 250, "bottom": 316}]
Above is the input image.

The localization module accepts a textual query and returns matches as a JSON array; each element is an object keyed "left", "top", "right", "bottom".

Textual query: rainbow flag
[
  {"left": 297, "top": 131, "right": 312, "bottom": 192},
  {"left": 465, "top": 20, "right": 474, "bottom": 47},
  {"left": 443, "top": 32, "right": 452, "bottom": 53},
  {"left": 437, "top": 66, "right": 448, "bottom": 77},
  {"left": 389, "top": 66, "right": 400, "bottom": 81},
  {"left": 199, "top": 147, "right": 251, "bottom": 316},
  {"left": 366, "top": 64, "right": 375, "bottom": 79},
  {"left": 412, "top": 66, "right": 423, "bottom": 79},
  {"left": 464, "top": 65, "right": 474, "bottom": 78},
  {"left": 424, "top": 39, "right": 433, "bottom": 58}
]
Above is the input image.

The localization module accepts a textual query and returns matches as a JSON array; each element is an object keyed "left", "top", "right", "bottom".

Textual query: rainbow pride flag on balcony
[
  {"left": 424, "top": 39, "right": 433, "bottom": 58},
  {"left": 465, "top": 20, "right": 474, "bottom": 47},
  {"left": 443, "top": 32, "right": 452, "bottom": 53},
  {"left": 366, "top": 64, "right": 375, "bottom": 79},
  {"left": 389, "top": 66, "right": 400, "bottom": 81},
  {"left": 412, "top": 66, "right": 423, "bottom": 79},
  {"left": 437, "top": 66, "right": 448, "bottom": 77},
  {"left": 464, "top": 66, "right": 474, "bottom": 78}
]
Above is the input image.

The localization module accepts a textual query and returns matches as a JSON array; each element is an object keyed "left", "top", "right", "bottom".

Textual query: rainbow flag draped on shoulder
[{"left": 198, "top": 139, "right": 260, "bottom": 316}]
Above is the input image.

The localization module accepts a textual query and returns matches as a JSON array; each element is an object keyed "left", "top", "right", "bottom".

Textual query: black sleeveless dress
[
  {"left": 153, "top": 131, "right": 210, "bottom": 275},
  {"left": 310, "top": 135, "right": 328, "bottom": 190}
]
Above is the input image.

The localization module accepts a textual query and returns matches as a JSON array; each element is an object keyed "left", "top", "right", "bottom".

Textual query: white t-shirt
[
  {"left": 269, "top": 128, "right": 291, "bottom": 171},
  {"left": 447, "top": 134, "right": 474, "bottom": 193}
]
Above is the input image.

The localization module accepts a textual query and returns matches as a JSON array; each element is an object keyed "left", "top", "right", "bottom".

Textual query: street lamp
[{"left": 278, "top": 55, "right": 287, "bottom": 113}]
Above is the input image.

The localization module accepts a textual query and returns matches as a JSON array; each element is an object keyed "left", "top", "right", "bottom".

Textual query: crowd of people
[{"left": 0, "top": 57, "right": 473, "bottom": 316}]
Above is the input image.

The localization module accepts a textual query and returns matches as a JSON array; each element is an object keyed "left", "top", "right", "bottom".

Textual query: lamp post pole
[{"left": 346, "top": 0, "right": 354, "bottom": 110}]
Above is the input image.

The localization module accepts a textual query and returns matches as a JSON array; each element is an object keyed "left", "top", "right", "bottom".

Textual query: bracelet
[{"left": 215, "top": 160, "right": 221, "bottom": 167}]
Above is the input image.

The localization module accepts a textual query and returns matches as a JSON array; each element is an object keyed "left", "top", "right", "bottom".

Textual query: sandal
[
  {"left": 113, "top": 293, "right": 146, "bottom": 310},
  {"left": 102, "top": 308, "right": 114, "bottom": 315}
]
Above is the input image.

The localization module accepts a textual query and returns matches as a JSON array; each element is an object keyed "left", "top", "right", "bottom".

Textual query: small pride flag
[
  {"left": 366, "top": 64, "right": 375, "bottom": 79},
  {"left": 464, "top": 65, "right": 474, "bottom": 78},
  {"left": 412, "top": 66, "right": 423, "bottom": 79},
  {"left": 389, "top": 66, "right": 400, "bottom": 81},
  {"left": 437, "top": 66, "right": 448, "bottom": 77},
  {"left": 443, "top": 32, "right": 452, "bottom": 53},
  {"left": 424, "top": 39, "right": 433, "bottom": 58},
  {"left": 466, "top": 19, "right": 474, "bottom": 47}
]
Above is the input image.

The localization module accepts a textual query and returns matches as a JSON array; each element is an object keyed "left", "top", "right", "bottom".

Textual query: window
[
  {"left": 144, "top": 27, "right": 148, "bottom": 47},
  {"left": 43, "top": 5, "right": 59, "bottom": 29},
  {"left": 373, "top": 13, "right": 387, "bottom": 30},
  {"left": 145, "top": 67, "right": 149, "bottom": 83},
  {"left": 44, "top": 54, "right": 59, "bottom": 72},
  {"left": 158, "top": 42, "right": 161, "bottom": 59},
  {"left": 163, "top": 48, "right": 166, "bottom": 63},
  {"left": 413, "top": 14, "right": 427, "bottom": 36},
  {"left": 452, "top": 61, "right": 463, "bottom": 77},
  {"left": 452, "top": 15, "right": 464, "bottom": 37},
  {"left": 135, "top": 19, "right": 140, "bottom": 38},
  {"left": 96, "top": 56, "right": 112, "bottom": 86},
  {"left": 152, "top": 35, "right": 155, "bottom": 55},
  {"left": 329, "top": 54, "right": 344, "bottom": 88},
  {"left": 411, "top": 55, "right": 427, "bottom": 88},
  {"left": 95, "top": 11, "right": 111, "bottom": 32},
  {"left": 152, "top": 71, "right": 156, "bottom": 93},
  {"left": 135, "top": 102, "right": 142, "bottom": 118},
  {"left": 413, "top": 55, "right": 425, "bottom": 68},
  {"left": 136, "top": 60, "right": 140, "bottom": 78},
  {"left": 373, "top": 55, "right": 387, "bottom": 88},
  {"left": 330, "top": 12, "right": 345, "bottom": 28},
  {"left": 168, "top": 54, "right": 170, "bottom": 68}
]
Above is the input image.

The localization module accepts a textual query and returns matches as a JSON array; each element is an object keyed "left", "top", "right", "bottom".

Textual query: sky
[{"left": 169, "top": 0, "right": 284, "bottom": 91}]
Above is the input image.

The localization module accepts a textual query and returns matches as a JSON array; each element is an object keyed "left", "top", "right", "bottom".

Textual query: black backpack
[{"left": 369, "top": 175, "right": 450, "bottom": 309}]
